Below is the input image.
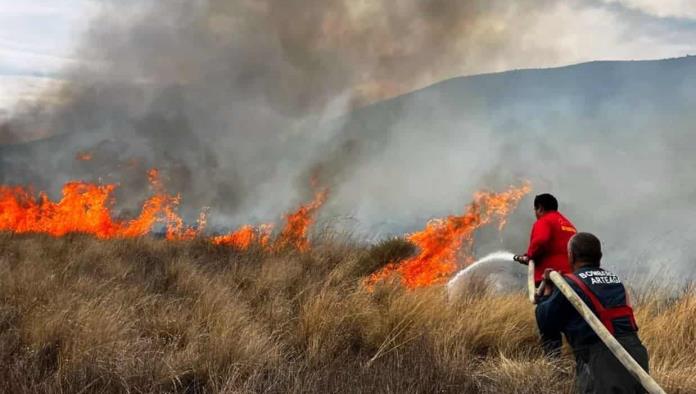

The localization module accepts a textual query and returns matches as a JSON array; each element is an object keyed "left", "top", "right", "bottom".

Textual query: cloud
[
  {"left": 514, "top": 1, "right": 696, "bottom": 64},
  {"left": 602, "top": 0, "right": 696, "bottom": 19},
  {"left": 0, "top": 0, "right": 93, "bottom": 17},
  {"left": 0, "top": 0, "right": 91, "bottom": 77}
]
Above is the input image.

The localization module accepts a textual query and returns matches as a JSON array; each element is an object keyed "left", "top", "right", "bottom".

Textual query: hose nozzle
[{"left": 513, "top": 254, "right": 530, "bottom": 265}]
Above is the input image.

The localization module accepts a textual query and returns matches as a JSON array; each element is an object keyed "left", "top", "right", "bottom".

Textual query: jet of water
[{"left": 446, "top": 250, "right": 515, "bottom": 290}]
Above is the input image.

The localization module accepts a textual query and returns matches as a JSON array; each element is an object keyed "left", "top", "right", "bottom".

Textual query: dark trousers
[
  {"left": 574, "top": 334, "right": 649, "bottom": 394},
  {"left": 541, "top": 333, "right": 563, "bottom": 356}
]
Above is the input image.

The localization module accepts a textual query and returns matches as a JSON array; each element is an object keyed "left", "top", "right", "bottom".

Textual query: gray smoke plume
[{"left": 0, "top": 0, "right": 558, "bottom": 224}]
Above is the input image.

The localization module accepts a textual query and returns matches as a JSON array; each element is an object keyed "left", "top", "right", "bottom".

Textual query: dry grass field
[{"left": 0, "top": 232, "right": 694, "bottom": 393}]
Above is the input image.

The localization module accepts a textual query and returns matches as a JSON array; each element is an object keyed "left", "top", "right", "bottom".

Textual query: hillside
[{"left": 2, "top": 57, "right": 696, "bottom": 280}]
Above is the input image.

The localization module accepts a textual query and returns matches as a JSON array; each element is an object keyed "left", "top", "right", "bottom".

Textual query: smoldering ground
[{"left": 1, "top": 1, "right": 696, "bottom": 283}]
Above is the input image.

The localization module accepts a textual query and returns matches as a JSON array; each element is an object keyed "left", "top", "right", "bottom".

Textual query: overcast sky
[
  {"left": 0, "top": 0, "right": 93, "bottom": 76},
  {"left": 1, "top": 0, "right": 696, "bottom": 114}
]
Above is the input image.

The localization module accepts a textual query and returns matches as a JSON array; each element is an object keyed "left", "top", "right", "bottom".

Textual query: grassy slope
[{"left": 0, "top": 233, "right": 693, "bottom": 393}]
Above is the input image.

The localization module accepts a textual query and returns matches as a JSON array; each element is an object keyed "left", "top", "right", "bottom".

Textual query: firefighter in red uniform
[
  {"left": 514, "top": 193, "right": 577, "bottom": 284},
  {"left": 514, "top": 193, "right": 577, "bottom": 353}
]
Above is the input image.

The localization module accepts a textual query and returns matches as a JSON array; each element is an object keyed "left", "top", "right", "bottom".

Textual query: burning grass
[
  {"left": 0, "top": 169, "right": 328, "bottom": 250},
  {"left": 0, "top": 233, "right": 694, "bottom": 393},
  {"left": 365, "top": 183, "right": 531, "bottom": 289}
]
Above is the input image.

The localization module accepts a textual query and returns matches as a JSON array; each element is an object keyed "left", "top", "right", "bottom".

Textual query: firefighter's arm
[
  {"left": 526, "top": 218, "right": 552, "bottom": 260},
  {"left": 533, "top": 269, "right": 555, "bottom": 304}
]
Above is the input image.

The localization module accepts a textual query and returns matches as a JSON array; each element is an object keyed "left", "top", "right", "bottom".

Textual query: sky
[
  {"left": 1, "top": 0, "right": 696, "bottom": 116},
  {"left": 0, "top": 0, "right": 91, "bottom": 76},
  {"left": 0, "top": 0, "right": 92, "bottom": 117}
]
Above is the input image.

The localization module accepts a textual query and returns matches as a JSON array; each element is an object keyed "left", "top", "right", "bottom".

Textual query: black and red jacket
[{"left": 536, "top": 266, "right": 638, "bottom": 350}]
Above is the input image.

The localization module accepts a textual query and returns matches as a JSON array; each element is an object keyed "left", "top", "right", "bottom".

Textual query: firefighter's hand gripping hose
[{"left": 538, "top": 270, "right": 667, "bottom": 394}]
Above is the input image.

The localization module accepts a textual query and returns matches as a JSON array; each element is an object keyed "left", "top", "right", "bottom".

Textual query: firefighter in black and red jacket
[{"left": 535, "top": 232, "right": 649, "bottom": 394}]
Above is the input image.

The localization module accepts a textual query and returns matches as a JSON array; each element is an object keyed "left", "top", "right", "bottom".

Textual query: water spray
[{"left": 446, "top": 251, "right": 516, "bottom": 295}]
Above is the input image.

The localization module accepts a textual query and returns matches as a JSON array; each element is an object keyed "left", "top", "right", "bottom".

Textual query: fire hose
[
  {"left": 527, "top": 260, "right": 536, "bottom": 303},
  {"left": 527, "top": 263, "right": 666, "bottom": 394}
]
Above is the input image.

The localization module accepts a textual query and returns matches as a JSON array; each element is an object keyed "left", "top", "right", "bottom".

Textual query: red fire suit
[{"left": 527, "top": 211, "right": 577, "bottom": 282}]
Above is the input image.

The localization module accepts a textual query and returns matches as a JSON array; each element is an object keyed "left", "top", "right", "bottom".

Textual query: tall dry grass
[{"left": 0, "top": 232, "right": 692, "bottom": 393}]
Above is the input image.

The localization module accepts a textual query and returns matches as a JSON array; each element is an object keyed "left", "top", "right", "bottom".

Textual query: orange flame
[
  {"left": 365, "top": 182, "right": 532, "bottom": 289},
  {"left": 0, "top": 169, "right": 205, "bottom": 239},
  {"left": 273, "top": 185, "right": 329, "bottom": 252},
  {"left": 0, "top": 169, "right": 328, "bottom": 253},
  {"left": 210, "top": 185, "right": 328, "bottom": 252},
  {"left": 211, "top": 224, "right": 274, "bottom": 250},
  {"left": 0, "top": 182, "right": 163, "bottom": 238},
  {"left": 210, "top": 180, "right": 328, "bottom": 252},
  {"left": 164, "top": 202, "right": 209, "bottom": 241},
  {"left": 75, "top": 151, "right": 93, "bottom": 161},
  {"left": 144, "top": 169, "right": 207, "bottom": 241}
]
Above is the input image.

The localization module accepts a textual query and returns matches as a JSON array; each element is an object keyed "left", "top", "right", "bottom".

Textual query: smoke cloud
[{"left": 0, "top": 0, "right": 560, "bottom": 220}]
